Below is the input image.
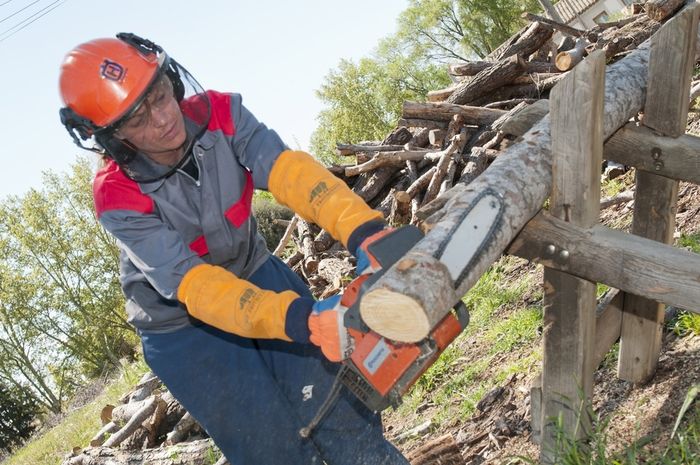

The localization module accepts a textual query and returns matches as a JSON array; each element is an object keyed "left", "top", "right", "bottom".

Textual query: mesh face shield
[{"left": 96, "top": 58, "right": 211, "bottom": 183}]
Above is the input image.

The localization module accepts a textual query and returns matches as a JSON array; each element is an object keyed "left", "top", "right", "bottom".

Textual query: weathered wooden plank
[
  {"left": 644, "top": 3, "right": 699, "bottom": 136},
  {"left": 619, "top": 3, "right": 698, "bottom": 384},
  {"left": 604, "top": 123, "right": 700, "bottom": 184},
  {"left": 594, "top": 290, "right": 624, "bottom": 368},
  {"left": 507, "top": 212, "right": 700, "bottom": 315},
  {"left": 540, "top": 51, "right": 605, "bottom": 461}
]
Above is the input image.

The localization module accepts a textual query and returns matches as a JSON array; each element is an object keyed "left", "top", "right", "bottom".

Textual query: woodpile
[
  {"left": 62, "top": 372, "right": 227, "bottom": 465},
  {"left": 281, "top": 11, "right": 663, "bottom": 302}
]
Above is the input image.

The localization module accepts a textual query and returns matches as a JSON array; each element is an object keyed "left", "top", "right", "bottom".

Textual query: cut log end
[{"left": 360, "top": 289, "right": 430, "bottom": 342}]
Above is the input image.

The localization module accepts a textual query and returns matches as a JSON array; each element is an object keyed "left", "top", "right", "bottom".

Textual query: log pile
[
  {"left": 62, "top": 372, "right": 227, "bottom": 465},
  {"left": 280, "top": 11, "right": 662, "bottom": 302}
]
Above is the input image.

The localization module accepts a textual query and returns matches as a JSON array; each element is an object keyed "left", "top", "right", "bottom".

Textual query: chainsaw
[
  {"left": 300, "top": 225, "right": 470, "bottom": 439},
  {"left": 337, "top": 225, "right": 470, "bottom": 413}
]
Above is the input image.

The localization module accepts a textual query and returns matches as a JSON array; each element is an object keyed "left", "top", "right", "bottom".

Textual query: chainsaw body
[{"left": 339, "top": 226, "right": 470, "bottom": 412}]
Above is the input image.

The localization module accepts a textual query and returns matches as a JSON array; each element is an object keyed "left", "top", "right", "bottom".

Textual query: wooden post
[
  {"left": 618, "top": 2, "right": 699, "bottom": 383},
  {"left": 539, "top": 50, "right": 605, "bottom": 463}
]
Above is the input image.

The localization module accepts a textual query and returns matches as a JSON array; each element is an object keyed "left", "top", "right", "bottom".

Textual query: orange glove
[{"left": 308, "top": 295, "right": 352, "bottom": 362}]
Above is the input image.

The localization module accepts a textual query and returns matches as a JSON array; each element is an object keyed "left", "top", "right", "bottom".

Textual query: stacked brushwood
[
  {"left": 279, "top": 8, "right": 664, "bottom": 303},
  {"left": 62, "top": 4, "right": 674, "bottom": 465}
]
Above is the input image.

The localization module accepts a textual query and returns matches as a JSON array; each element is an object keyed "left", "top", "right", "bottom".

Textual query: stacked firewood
[
  {"left": 62, "top": 372, "right": 228, "bottom": 465},
  {"left": 279, "top": 8, "right": 666, "bottom": 301}
]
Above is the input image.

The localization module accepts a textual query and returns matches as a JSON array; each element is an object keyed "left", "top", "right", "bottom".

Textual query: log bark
[
  {"left": 423, "top": 132, "right": 468, "bottom": 205},
  {"left": 360, "top": 38, "right": 652, "bottom": 342},
  {"left": 120, "top": 373, "right": 160, "bottom": 404},
  {"left": 446, "top": 55, "right": 525, "bottom": 105},
  {"left": 296, "top": 219, "right": 318, "bottom": 274},
  {"left": 489, "top": 21, "right": 554, "bottom": 61},
  {"left": 273, "top": 215, "right": 298, "bottom": 257},
  {"left": 449, "top": 60, "right": 559, "bottom": 77},
  {"left": 406, "top": 433, "right": 463, "bottom": 465},
  {"left": 403, "top": 101, "right": 507, "bottom": 125},
  {"left": 397, "top": 118, "right": 448, "bottom": 130},
  {"left": 345, "top": 150, "right": 431, "bottom": 176},
  {"left": 89, "top": 422, "right": 119, "bottom": 447},
  {"left": 103, "top": 396, "right": 158, "bottom": 448},
  {"left": 63, "top": 439, "right": 220, "bottom": 465},
  {"left": 645, "top": 0, "right": 686, "bottom": 21},
  {"left": 522, "top": 12, "right": 586, "bottom": 37},
  {"left": 165, "top": 412, "right": 197, "bottom": 445},
  {"left": 336, "top": 143, "right": 405, "bottom": 156}
]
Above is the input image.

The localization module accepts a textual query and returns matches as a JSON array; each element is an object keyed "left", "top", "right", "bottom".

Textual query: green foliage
[
  {"left": 396, "top": 0, "right": 541, "bottom": 61},
  {"left": 252, "top": 194, "right": 293, "bottom": 251},
  {"left": 670, "top": 311, "right": 700, "bottom": 336},
  {"left": 0, "top": 382, "right": 40, "bottom": 453},
  {"left": 0, "top": 158, "right": 135, "bottom": 413},
  {"left": 678, "top": 232, "right": 700, "bottom": 253},
  {"left": 484, "top": 307, "right": 541, "bottom": 353}
]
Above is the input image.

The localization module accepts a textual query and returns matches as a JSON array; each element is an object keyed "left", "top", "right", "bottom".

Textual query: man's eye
[{"left": 125, "top": 114, "right": 146, "bottom": 129}]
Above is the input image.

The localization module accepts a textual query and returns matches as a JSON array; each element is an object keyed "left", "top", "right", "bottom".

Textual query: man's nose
[{"left": 150, "top": 107, "right": 169, "bottom": 128}]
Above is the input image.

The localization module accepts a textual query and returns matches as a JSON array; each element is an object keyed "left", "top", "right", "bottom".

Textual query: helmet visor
[{"left": 97, "top": 57, "right": 210, "bottom": 183}]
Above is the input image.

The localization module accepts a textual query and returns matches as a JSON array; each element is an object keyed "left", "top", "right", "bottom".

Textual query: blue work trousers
[{"left": 141, "top": 255, "right": 409, "bottom": 465}]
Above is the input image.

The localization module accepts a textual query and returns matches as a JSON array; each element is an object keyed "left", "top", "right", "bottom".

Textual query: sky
[{"left": 0, "top": 0, "right": 408, "bottom": 199}]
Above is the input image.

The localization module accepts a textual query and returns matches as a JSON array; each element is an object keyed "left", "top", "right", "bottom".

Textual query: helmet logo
[{"left": 100, "top": 60, "right": 125, "bottom": 81}]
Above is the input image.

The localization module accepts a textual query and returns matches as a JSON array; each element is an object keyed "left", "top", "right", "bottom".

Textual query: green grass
[
  {"left": 511, "top": 385, "right": 700, "bottom": 465},
  {"left": 6, "top": 358, "right": 150, "bottom": 465},
  {"left": 484, "top": 307, "right": 542, "bottom": 354}
]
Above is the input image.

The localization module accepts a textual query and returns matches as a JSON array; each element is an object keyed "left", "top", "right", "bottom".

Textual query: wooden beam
[
  {"left": 360, "top": 38, "right": 653, "bottom": 343},
  {"left": 594, "top": 290, "right": 624, "bottom": 369},
  {"left": 540, "top": 51, "right": 605, "bottom": 461},
  {"left": 619, "top": 2, "right": 699, "bottom": 383},
  {"left": 604, "top": 123, "right": 700, "bottom": 184},
  {"left": 507, "top": 212, "right": 700, "bottom": 315}
]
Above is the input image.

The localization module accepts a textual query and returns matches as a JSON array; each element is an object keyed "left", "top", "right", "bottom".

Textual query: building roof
[{"left": 554, "top": 0, "right": 598, "bottom": 24}]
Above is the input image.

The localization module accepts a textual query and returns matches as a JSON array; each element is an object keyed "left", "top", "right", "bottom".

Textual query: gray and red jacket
[{"left": 94, "top": 91, "right": 285, "bottom": 333}]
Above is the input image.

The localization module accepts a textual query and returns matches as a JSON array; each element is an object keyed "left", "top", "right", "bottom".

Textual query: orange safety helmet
[
  {"left": 59, "top": 37, "right": 161, "bottom": 128},
  {"left": 59, "top": 33, "right": 210, "bottom": 183}
]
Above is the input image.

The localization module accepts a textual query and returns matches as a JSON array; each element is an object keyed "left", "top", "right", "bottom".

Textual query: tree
[
  {"left": 0, "top": 381, "right": 40, "bottom": 452},
  {"left": 0, "top": 158, "right": 136, "bottom": 412},
  {"left": 396, "top": 0, "right": 542, "bottom": 61},
  {"left": 309, "top": 0, "right": 540, "bottom": 162}
]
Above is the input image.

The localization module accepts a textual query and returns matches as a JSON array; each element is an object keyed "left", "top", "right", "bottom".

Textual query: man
[{"left": 59, "top": 33, "right": 408, "bottom": 464}]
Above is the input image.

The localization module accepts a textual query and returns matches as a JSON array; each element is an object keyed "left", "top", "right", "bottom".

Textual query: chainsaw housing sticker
[{"left": 363, "top": 338, "right": 391, "bottom": 375}]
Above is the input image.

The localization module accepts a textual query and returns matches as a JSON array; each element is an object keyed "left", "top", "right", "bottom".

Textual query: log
[
  {"left": 405, "top": 433, "right": 463, "bottom": 465},
  {"left": 428, "top": 129, "right": 446, "bottom": 147},
  {"left": 316, "top": 258, "right": 354, "bottom": 289},
  {"left": 296, "top": 219, "right": 318, "bottom": 274},
  {"left": 645, "top": 0, "right": 686, "bottom": 21},
  {"left": 446, "top": 55, "right": 525, "bottom": 105},
  {"left": 492, "top": 99, "right": 549, "bottom": 137},
  {"left": 522, "top": 12, "right": 586, "bottom": 38},
  {"left": 507, "top": 211, "right": 700, "bottom": 314},
  {"left": 103, "top": 396, "right": 158, "bottom": 448},
  {"left": 489, "top": 22, "right": 554, "bottom": 61},
  {"left": 423, "top": 132, "right": 467, "bottom": 206},
  {"left": 600, "top": 190, "right": 635, "bottom": 209},
  {"left": 359, "top": 33, "right": 653, "bottom": 342},
  {"left": 605, "top": 123, "right": 700, "bottom": 184},
  {"left": 449, "top": 60, "right": 559, "bottom": 77},
  {"left": 335, "top": 143, "right": 405, "bottom": 156},
  {"left": 165, "top": 412, "right": 197, "bottom": 445},
  {"left": 273, "top": 215, "right": 298, "bottom": 257},
  {"left": 63, "top": 439, "right": 220, "bottom": 465},
  {"left": 483, "top": 98, "right": 540, "bottom": 110},
  {"left": 555, "top": 38, "right": 588, "bottom": 71},
  {"left": 89, "top": 422, "right": 119, "bottom": 447},
  {"left": 120, "top": 372, "right": 160, "bottom": 404},
  {"left": 402, "top": 101, "right": 506, "bottom": 126},
  {"left": 344, "top": 150, "right": 431, "bottom": 176},
  {"left": 397, "top": 118, "right": 448, "bottom": 130}
]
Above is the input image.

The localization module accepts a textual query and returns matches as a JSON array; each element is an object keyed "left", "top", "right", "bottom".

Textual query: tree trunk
[
  {"left": 63, "top": 439, "right": 220, "bottom": 465},
  {"left": 359, "top": 40, "right": 652, "bottom": 342},
  {"left": 402, "top": 101, "right": 507, "bottom": 125}
]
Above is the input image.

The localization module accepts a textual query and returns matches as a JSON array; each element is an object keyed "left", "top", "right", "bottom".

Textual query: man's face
[{"left": 114, "top": 75, "right": 187, "bottom": 157}]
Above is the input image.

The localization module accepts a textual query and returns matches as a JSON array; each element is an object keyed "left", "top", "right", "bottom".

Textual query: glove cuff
[
  {"left": 285, "top": 297, "right": 315, "bottom": 343},
  {"left": 347, "top": 219, "right": 387, "bottom": 257}
]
